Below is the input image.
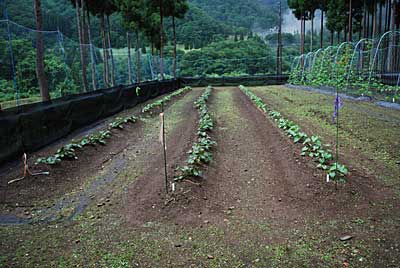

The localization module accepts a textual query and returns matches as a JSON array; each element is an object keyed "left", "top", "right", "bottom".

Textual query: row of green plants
[
  {"left": 36, "top": 86, "right": 191, "bottom": 165},
  {"left": 142, "top": 86, "right": 192, "bottom": 113},
  {"left": 239, "top": 85, "right": 348, "bottom": 181},
  {"left": 36, "top": 116, "right": 138, "bottom": 165},
  {"left": 175, "top": 86, "right": 216, "bottom": 181},
  {"left": 289, "top": 46, "right": 400, "bottom": 103}
]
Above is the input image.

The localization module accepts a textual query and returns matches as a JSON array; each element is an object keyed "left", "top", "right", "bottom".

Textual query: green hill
[
  {"left": 189, "top": 0, "right": 279, "bottom": 31},
  {"left": 0, "top": 0, "right": 281, "bottom": 49}
]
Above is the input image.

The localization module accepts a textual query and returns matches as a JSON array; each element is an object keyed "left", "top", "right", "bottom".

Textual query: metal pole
[
  {"left": 57, "top": 30, "right": 69, "bottom": 96},
  {"left": 4, "top": 12, "right": 19, "bottom": 106},
  {"left": 148, "top": 53, "right": 155, "bottom": 80}
]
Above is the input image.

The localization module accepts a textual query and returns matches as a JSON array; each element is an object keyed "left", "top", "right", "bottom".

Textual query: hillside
[
  {"left": 0, "top": 0, "right": 282, "bottom": 49},
  {"left": 189, "top": 0, "right": 279, "bottom": 31}
]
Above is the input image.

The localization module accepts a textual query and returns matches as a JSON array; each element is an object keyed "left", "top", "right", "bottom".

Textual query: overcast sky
[{"left": 283, "top": 9, "right": 323, "bottom": 34}]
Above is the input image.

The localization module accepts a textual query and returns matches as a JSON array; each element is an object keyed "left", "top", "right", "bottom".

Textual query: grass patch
[{"left": 251, "top": 86, "right": 400, "bottom": 194}]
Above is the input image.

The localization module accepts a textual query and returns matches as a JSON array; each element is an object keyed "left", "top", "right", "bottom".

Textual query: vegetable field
[{"left": 1, "top": 85, "right": 399, "bottom": 267}]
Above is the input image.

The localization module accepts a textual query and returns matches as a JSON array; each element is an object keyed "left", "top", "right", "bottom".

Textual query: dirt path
[
  {"left": 123, "top": 88, "right": 203, "bottom": 225},
  {"left": 0, "top": 88, "right": 202, "bottom": 224},
  {"left": 1, "top": 87, "right": 399, "bottom": 267},
  {"left": 150, "top": 87, "right": 391, "bottom": 228},
  {"left": 117, "top": 86, "right": 399, "bottom": 266}
]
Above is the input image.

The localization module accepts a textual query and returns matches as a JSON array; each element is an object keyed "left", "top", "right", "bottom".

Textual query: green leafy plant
[
  {"left": 175, "top": 86, "right": 216, "bottom": 181},
  {"left": 109, "top": 116, "right": 137, "bottom": 130},
  {"left": 36, "top": 155, "right": 61, "bottom": 165},
  {"left": 328, "top": 163, "right": 348, "bottom": 181},
  {"left": 142, "top": 86, "right": 192, "bottom": 113},
  {"left": 239, "top": 85, "right": 348, "bottom": 182},
  {"left": 175, "top": 165, "right": 202, "bottom": 181},
  {"left": 36, "top": 143, "right": 81, "bottom": 164},
  {"left": 36, "top": 115, "right": 137, "bottom": 165}
]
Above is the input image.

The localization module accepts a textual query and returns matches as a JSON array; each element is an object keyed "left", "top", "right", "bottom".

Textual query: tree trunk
[
  {"left": 159, "top": 0, "right": 164, "bottom": 80},
  {"left": 303, "top": 16, "right": 306, "bottom": 52},
  {"left": 127, "top": 32, "right": 133, "bottom": 84},
  {"left": 385, "top": 0, "right": 392, "bottom": 32},
  {"left": 135, "top": 30, "right": 140, "bottom": 83},
  {"left": 300, "top": 16, "right": 303, "bottom": 54},
  {"left": 330, "top": 30, "right": 334, "bottom": 46},
  {"left": 367, "top": 10, "right": 370, "bottom": 38},
  {"left": 75, "top": 0, "right": 88, "bottom": 92},
  {"left": 80, "top": 0, "right": 89, "bottom": 90},
  {"left": 320, "top": 10, "right": 324, "bottom": 48},
  {"left": 390, "top": 0, "right": 396, "bottom": 72},
  {"left": 100, "top": 14, "right": 109, "bottom": 86},
  {"left": 173, "top": 16, "right": 177, "bottom": 79},
  {"left": 379, "top": 1, "right": 383, "bottom": 34},
  {"left": 397, "top": 4, "right": 400, "bottom": 30},
  {"left": 106, "top": 15, "right": 115, "bottom": 86},
  {"left": 337, "top": 31, "right": 340, "bottom": 44},
  {"left": 277, "top": 0, "right": 282, "bottom": 74},
  {"left": 86, "top": 6, "right": 96, "bottom": 91},
  {"left": 363, "top": 1, "right": 367, "bottom": 38},
  {"left": 372, "top": 0, "right": 377, "bottom": 41},
  {"left": 348, "top": 0, "right": 353, "bottom": 41},
  {"left": 310, "top": 11, "right": 314, "bottom": 51},
  {"left": 34, "top": 0, "right": 50, "bottom": 101},
  {"left": 301, "top": 15, "right": 306, "bottom": 68}
]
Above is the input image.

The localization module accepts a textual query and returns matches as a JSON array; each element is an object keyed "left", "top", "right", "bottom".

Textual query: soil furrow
[
  {"left": 123, "top": 88, "right": 204, "bottom": 226},
  {"left": 168, "top": 87, "right": 393, "bottom": 228},
  {"left": 203, "top": 87, "right": 317, "bottom": 222},
  {"left": 0, "top": 88, "right": 202, "bottom": 224}
]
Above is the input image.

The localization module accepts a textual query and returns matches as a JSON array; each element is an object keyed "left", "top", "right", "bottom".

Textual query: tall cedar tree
[
  {"left": 148, "top": 0, "right": 167, "bottom": 80},
  {"left": 164, "top": 0, "right": 189, "bottom": 79},
  {"left": 71, "top": 0, "right": 89, "bottom": 92},
  {"left": 115, "top": 0, "right": 149, "bottom": 83},
  {"left": 34, "top": 0, "right": 50, "bottom": 101}
]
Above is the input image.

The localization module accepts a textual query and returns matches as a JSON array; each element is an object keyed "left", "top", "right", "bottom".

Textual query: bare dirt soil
[
  {"left": 0, "top": 89, "right": 200, "bottom": 220},
  {"left": 1, "top": 86, "right": 399, "bottom": 268},
  {"left": 125, "top": 87, "right": 395, "bottom": 226}
]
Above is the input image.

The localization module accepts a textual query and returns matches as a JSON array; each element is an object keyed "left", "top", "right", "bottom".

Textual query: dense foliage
[
  {"left": 289, "top": 44, "right": 400, "bottom": 103},
  {"left": 189, "top": 0, "right": 278, "bottom": 31},
  {"left": 0, "top": 39, "right": 79, "bottom": 103},
  {"left": 179, "top": 37, "right": 276, "bottom": 77},
  {"left": 1, "top": 0, "right": 280, "bottom": 48},
  {"left": 164, "top": 4, "right": 235, "bottom": 49}
]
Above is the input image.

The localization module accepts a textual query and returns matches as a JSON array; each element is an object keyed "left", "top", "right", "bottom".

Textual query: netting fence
[
  {"left": 0, "top": 19, "right": 174, "bottom": 109},
  {"left": 289, "top": 31, "right": 400, "bottom": 103},
  {"left": 0, "top": 14, "right": 297, "bottom": 109}
]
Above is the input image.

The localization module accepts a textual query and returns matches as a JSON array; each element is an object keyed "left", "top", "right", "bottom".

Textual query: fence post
[
  {"left": 4, "top": 16, "right": 20, "bottom": 106},
  {"left": 148, "top": 53, "right": 156, "bottom": 80},
  {"left": 57, "top": 29, "right": 70, "bottom": 96},
  {"left": 127, "top": 32, "right": 133, "bottom": 84}
]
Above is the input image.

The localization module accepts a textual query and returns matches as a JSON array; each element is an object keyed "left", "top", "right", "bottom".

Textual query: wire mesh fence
[
  {"left": 0, "top": 19, "right": 174, "bottom": 109},
  {"left": 0, "top": 17, "right": 295, "bottom": 109}
]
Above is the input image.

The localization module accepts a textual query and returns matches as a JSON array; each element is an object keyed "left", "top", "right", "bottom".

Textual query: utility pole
[{"left": 277, "top": 0, "right": 283, "bottom": 75}]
